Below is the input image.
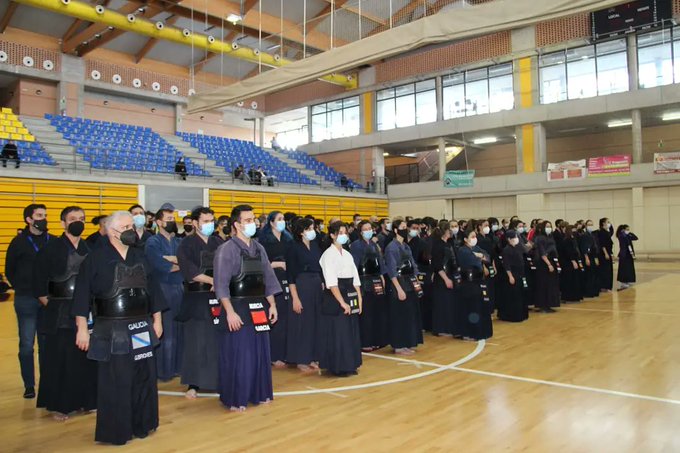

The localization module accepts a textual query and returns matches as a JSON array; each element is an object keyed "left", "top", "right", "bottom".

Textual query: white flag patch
[{"left": 131, "top": 331, "right": 151, "bottom": 349}]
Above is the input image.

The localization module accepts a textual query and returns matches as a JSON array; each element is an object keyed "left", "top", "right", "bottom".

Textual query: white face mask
[
  {"left": 545, "top": 227, "right": 553, "bottom": 235},
  {"left": 468, "top": 238, "right": 478, "bottom": 247},
  {"left": 517, "top": 227, "right": 525, "bottom": 234},
  {"left": 509, "top": 238, "right": 520, "bottom": 246},
  {"left": 482, "top": 226, "right": 490, "bottom": 235},
  {"left": 586, "top": 226, "right": 594, "bottom": 233},
  {"left": 451, "top": 227, "right": 459, "bottom": 235}
]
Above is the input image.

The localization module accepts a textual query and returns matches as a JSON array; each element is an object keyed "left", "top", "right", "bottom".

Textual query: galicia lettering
[{"left": 128, "top": 320, "right": 149, "bottom": 330}]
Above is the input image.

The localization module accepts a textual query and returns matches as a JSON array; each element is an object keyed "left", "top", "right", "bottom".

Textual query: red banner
[{"left": 587, "top": 155, "right": 631, "bottom": 177}]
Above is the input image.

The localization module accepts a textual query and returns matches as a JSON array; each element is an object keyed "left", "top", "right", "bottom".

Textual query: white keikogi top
[{"left": 319, "top": 245, "right": 361, "bottom": 288}]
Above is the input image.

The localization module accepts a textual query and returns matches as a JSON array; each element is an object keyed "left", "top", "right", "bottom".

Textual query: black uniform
[
  {"left": 456, "top": 246, "right": 493, "bottom": 340},
  {"left": 558, "top": 235, "right": 583, "bottom": 302},
  {"left": 430, "top": 239, "right": 460, "bottom": 335},
  {"left": 176, "top": 234, "right": 220, "bottom": 391},
  {"left": 408, "top": 235, "right": 433, "bottom": 332},
  {"left": 33, "top": 234, "right": 97, "bottom": 414},
  {"left": 578, "top": 230, "right": 601, "bottom": 298},
  {"left": 617, "top": 232, "right": 638, "bottom": 284},
  {"left": 385, "top": 240, "right": 423, "bottom": 349},
  {"left": 533, "top": 234, "right": 561, "bottom": 310},
  {"left": 595, "top": 227, "right": 615, "bottom": 291},
  {"left": 72, "top": 241, "right": 164, "bottom": 445},
  {"left": 499, "top": 243, "right": 529, "bottom": 322}
]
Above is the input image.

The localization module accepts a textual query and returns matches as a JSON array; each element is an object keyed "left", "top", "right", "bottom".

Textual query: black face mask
[
  {"left": 146, "top": 221, "right": 153, "bottom": 229},
  {"left": 120, "top": 229, "right": 137, "bottom": 246},
  {"left": 67, "top": 221, "right": 85, "bottom": 237},
  {"left": 163, "top": 221, "right": 178, "bottom": 234},
  {"left": 398, "top": 229, "right": 409, "bottom": 240},
  {"left": 33, "top": 218, "right": 48, "bottom": 232},
  {"left": 184, "top": 224, "right": 193, "bottom": 233},
  {"left": 222, "top": 226, "right": 229, "bottom": 235}
]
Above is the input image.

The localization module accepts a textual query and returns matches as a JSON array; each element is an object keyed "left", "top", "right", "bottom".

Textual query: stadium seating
[
  {"left": 281, "top": 149, "right": 362, "bottom": 190},
  {"left": 0, "top": 108, "right": 55, "bottom": 166},
  {"left": 46, "top": 115, "right": 210, "bottom": 177},
  {"left": 177, "top": 132, "right": 317, "bottom": 185}
]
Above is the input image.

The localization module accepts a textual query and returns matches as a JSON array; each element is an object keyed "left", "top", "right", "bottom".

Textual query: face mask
[
  {"left": 146, "top": 221, "right": 153, "bottom": 229},
  {"left": 336, "top": 234, "right": 349, "bottom": 245},
  {"left": 67, "top": 221, "right": 85, "bottom": 237},
  {"left": 275, "top": 220, "right": 286, "bottom": 232},
  {"left": 623, "top": 230, "right": 630, "bottom": 235},
  {"left": 33, "top": 218, "right": 48, "bottom": 232},
  {"left": 586, "top": 226, "right": 594, "bottom": 233},
  {"left": 491, "top": 224, "right": 499, "bottom": 232},
  {"left": 184, "top": 224, "right": 193, "bottom": 234},
  {"left": 508, "top": 238, "right": 520, "bottom": 246},
  {"left": 199, "top": 222, "right": 214, "bottom": 237},
  {"left": 606, "top": 223, "right": 612, "bottom": 230},
  {"left": 304, "top": 230, "right": 317, "bottom": 241},
  {"left": 517, "top": 227, "right": 525, "bottom": 234},
  {"left": 362, "top": 230, "right": 374, "bottom": 241},
  {"left": 409, "top": 230, "right": 419, "bottom": 238},
  {"left": 120, "top": 229, "right": 137, "bottom": 246},
  {"left": 398, "top": 229, "right": 409, "bottom": 240},
  {"left": 503, "top": 224, "right": 509, "bottom": 230},
  {"left": 163, "top": 221, "right": 178, "bottom": 234},
  {"left": 545, "top": 227, "right": 553, "bottom": 235},
  {"left": 221, "top": 226, "right": 229, "bottom": 235},
  {"left": 242, "top": 223, "right": 256, "bottom": 238},
  {"left": 132, "top": 214, "right": 146, "bottom": 229},
  {"left": 468, "top": 238, "right": 478, "bottom": 247},
  {"left": 319, "top": 224, "right": 325, "bottom": 231},
  {"left": 451, "top": 227, "right": 459, "bottom": 235},
  {"left": 385, "top": 223, "right": 392, "bottom": 231},
  {"left": 482, "top": 226, "right": 490, "bottom": 235}
]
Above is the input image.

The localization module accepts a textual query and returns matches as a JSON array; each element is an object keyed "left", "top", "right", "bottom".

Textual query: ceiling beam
[
  {"left": 0, "top": 2, "right": 19, "bottom": 34},
  {"left": 368, "top": 0, "right": 425, "bottom": 37},
  {"left": 62, "top": 0, "right": 111, "bottom": 41},
  {"left": 62, "top": 2, "right": 142, "bottom": 54},
  {"left": 318, "top": 0, "right": 386, "bottom": 26},
  {"left": 193, "top": 30, "right": 237, "bottom": 74},
  {"left": 241, "top": 0, "right": 258, "bottom": 17},
  {"left": 307, "top": 0, "right": 349, "bottom": 32},
  {"left": 134, "top": 14, "right": 179, "bottom": 63}
]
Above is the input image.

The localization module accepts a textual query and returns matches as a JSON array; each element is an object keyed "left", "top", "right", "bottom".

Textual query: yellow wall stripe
[
  {"left": 521, "top": 124, "right": 535, "bottom": 173},
  {"left": 362, "top": 92, "right": 374, "bottom": 134},
  {"left": 518, "top": 57, "right": 533, "bottom": 109}
]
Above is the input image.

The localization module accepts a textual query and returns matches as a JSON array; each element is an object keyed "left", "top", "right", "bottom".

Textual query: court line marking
[
  {"left": 559, "top": 306, "right": 680, "bottom": 317},
  {"left": 158, "top": 340, "right": 486, "bottom": 399},
  {"left": 305, "top": 386, "right": 348, "bottom": 399}
]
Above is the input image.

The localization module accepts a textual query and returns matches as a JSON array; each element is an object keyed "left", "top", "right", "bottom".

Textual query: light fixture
[
  {"left": 226, "top": 13, "right": 242, "bottom": 24},
  {"left": 662, "top": 112, "right": 680, "bottom": 121},
  {"left": 383, "top": 152, "right": 389, "bottom": 156},
  {"left": 607, "top": 119, "right": 632, "bottom": 128},
  {"left": 445, "top": 145, "right": 464, "bottom": 156},
  {"left": 472, "top": 137, "right": 497, "bottom": 145}
]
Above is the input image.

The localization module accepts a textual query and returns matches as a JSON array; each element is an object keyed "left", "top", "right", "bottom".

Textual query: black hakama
[
  {"left": 534, "top": 261, "right": 561, "bottom": 309},
  {"left": 559, "top": 264, "right": 583, "bottom": 302},
  {"left": 154, "top": 282, "right": 184, "bottom": 381},
  {"left": 598, "top": 257, "right": 614, "bottom": 290},
  {"left": 286, "top": 272, "right": 321, "bottom": 364},
  {"left": 269, "top": 268, "right": 289, "bottom": 363},
  {"left": 617, "top": 256, "right": 636, "bottom": 284},
  {"left": 180, "top": 292, "right": 219, "bottom": 391},
  {"left": 388, "top": 279, "right": 423, "bottom": 349},
  {"left": 457, "top": 279, "right": 493, "bottom": 340},
  {"left": 318, "top": 281, "right": 362, "bottom": 375},
  {"left": 431, "top": 276, "right": 456, "bottom": 335},
  {"left": 498, "top": 278, "right": 528, "bottom": 322},
  {"left": 419, "top": 267, "right": 434, "bottom": 332},
  {"left": 358, "top": 277, "right": 389, "bottom": 348}
]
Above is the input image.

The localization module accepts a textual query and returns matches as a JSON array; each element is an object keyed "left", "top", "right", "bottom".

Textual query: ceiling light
[
  {"left": 227, "top": 13, "right": 242, "bottom": 24},
  {"left": 607, "top": 120, "right": 632, "bottom": 128},
  {"left": 383, "top": 152, "right": 389, "bottom": 156},
  {"left": 472, "top": 137, "right": 497, "bottom": 145},
  {"left": 445, "top": 145, "right": 463, "bottom": 156},
  {"left": 662, "top": 112, "right": 680, "bottom": 121},
  {"left": 403, "top": 153, "right": 417, "bottom": 157}
]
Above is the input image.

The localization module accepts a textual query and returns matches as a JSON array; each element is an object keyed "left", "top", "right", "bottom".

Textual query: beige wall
[
  {"left": 641, "top": 187, "right": 680, "bottom": 253},
  {"left": 452, "top": 196, "right": 516, "bottom": 221},
  {"left": 389, "top": 199, "right": 451, "bottom": 220},
  {"left": 18, "top": 79, "right": 57, "bottom": 117},
  {"left": 315, "top": 149, "right": 373, "bottom": 181}
]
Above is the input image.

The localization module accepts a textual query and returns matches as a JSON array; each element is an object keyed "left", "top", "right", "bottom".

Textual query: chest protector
[
  {"left": 94, "top": 263, "right": 149, "bottom": 319},
  {"left": 186, "top": 250, "right": 215, "bottom": 292},
  {"left": 359, "top": 244, "right": 381, "bottom": 276},
  {"left": 229, "top": 250, "right": 265, "bottom": 299},
  {"left": 397, "top": 249, "right": 414, "bottom": 276},
  {"left": 48, "top": 251, "right": 87, "bottom": 299}
]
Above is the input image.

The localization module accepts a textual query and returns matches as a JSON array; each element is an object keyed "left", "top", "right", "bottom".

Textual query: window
[
  {"left": 376, "top": 79, "right": 436, "bottom": 131},
  {"left": 442, "top": 63, "right": 514, "bottom": 120},
  {"left": 638, "top": 29, "right": 674, "bottom": 88},
  {"left": 539, "top": 38, "right": 628, "bottom": 104},
  {"left": 310, "top": 96, "right": 360, "bottom": 142}
]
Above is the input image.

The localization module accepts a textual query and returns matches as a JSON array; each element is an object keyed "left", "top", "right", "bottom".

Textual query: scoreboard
[{"left": 592, "top": 0, "right": 673, "bottom": 40}]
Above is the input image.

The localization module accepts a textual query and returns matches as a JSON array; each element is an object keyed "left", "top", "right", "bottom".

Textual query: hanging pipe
[{"left": 14, "top": 0, "right": 357, "bottom": 88}]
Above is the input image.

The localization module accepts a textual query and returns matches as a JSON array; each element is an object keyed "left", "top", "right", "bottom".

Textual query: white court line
[
  {"left": 559, "top": 306, "right": 680, "bottom": 317},
  {"left": 305, "top": 386, "right": 348, "bottom": 399},
  {"left": 158, "top": 340, "right": 486, "bottom": 399}
]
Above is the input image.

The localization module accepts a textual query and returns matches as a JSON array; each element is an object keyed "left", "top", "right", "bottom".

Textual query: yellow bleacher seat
[
  {"left": 7, "top": 115, "right": 17, "bottom": 121},
  {"left": 18, "top": 128, "right": 28, "bottom": 135},
  {"left": 0, "top": 120, "right": 9, "bottom": 127},
  {"left": 1, "top": 107, "right": 11, "bottom": 114},
  {"left": 24, "top": 135, "right": 35, "bottom": 142},
  {"left": 6, "top": 127, "right": 16, "bottom": 133},
  {"left": 0, "top": 113, "right": 5, "bottom": 120},
  {"left": 0, "top": 132, "right": 9, "bottom": 140},
  {"left": 10, "top": 133, "right": 22, "bottom": 140}
]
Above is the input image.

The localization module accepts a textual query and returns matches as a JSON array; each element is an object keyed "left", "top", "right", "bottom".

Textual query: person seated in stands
[
  {"left": 234, "top": 164, "right": 245, "bottom": 182},
  {"left": 257, "top": 166, "right": 274, "bottom": 186},
  {"left": 248, "top": 165, "right": 257, "bottom": 185},
  {"left": 1, "top": 140, "right": 20, "bottom": 169},
  {"left": 175, "top": 157, "right": 187, "bottom": 181},
  {"left": 340, "top": 175, "right": 349, "bottom": 191}
]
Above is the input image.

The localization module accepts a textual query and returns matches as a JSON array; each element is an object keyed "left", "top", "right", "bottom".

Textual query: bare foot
[
  {"left": 185, "top": 389, "right": 197, "bottom": 400},
  {"left": 229, "top": 406, "right": 246, "bottom": 412},
  {"left": 309, "top": 361, "right": 320, "bottom": 370},
  {"left": 272, "top": 360, "right": 286, "bottom": 368},
  {"left": 297, "top": 364, "right": 315, "bottom": 373},
  {"left": 53, "top": 413, "right": 69, "bottom": 422},
  {"left": 260, "top": 398, "right": 272, "bottom": 405}
]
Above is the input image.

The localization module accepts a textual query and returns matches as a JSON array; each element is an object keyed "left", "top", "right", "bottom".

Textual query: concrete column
[
  {"left": 438, "top": 137, "right": 447, "bottom": 180},
  {"left": 307, "top": 106, "right": 313, "bottom": 143},
  {"left": 258, "top": 117, "right": 265, "bottom": 147},
  {"left": 515, "top": 124, "right": 525, "bottom": 173},
  {"left": 56, "top": 81, "right": 67, "bottom": 116},
  {"left": 371, "top": 146, "right": 385, "bottom": 178},
  {"left": 627, "top": 34, "right": 639, "bottom": 91},
  {"left": 534, "top": 122, "right": 547, "bottom": 172},
  {"left": 435, "top": 76, "right": 443, "bottom": 122},
  {"left": 359, "top": 148, "right": 366, "bottom": 184},
  {"left": 631, "top": 187, "right": 644, "bottom": 253},
  {"left": 174, "top": 104, "right": 183, "bottom": 133},
  {"left": 631, "top": 109, "right": 643, "bottom": 164}
]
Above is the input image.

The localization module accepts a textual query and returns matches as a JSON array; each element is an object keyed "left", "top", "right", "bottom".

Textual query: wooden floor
[{"left": 2, "top": 262, "right": 680, "bottom": 452}]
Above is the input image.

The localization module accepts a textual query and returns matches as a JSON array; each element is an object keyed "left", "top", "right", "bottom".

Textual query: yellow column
[
  {"left": 362, "top": 92, "right": 373, "bottom": 134},
  {"left": 518, "top": 57, "right": 536, "bottom": 173}
]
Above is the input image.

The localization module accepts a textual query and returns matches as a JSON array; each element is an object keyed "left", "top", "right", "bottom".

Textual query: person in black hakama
[
  {"left": 533, "top": 221, "right": 561, "bottom": 313},
  {"left": 595, "top": 218, "right": 615, "bottom": 292},
  {"left": 73, "top": 211, "right": 164, "bottom": 445},
  {"left": 406, "top": 220, "right": 431, "bottom": 332},
  {"left": 499, "top": 230, "right": 529, "bottom": 322},
  {"left": 213, "top": 204, "right": 280, "bottom": 411},
  {"left": 578, "top": 220, "right": 602, "bottom": 298},
  {"left": 616, "top": 225, "right": 638, "bottom": 290},
  {"left": 475, "top": 220, "right": 498, "bottom": 314},
  {"left": 350, "top": 220, "right": 388, "bottom": 351},
  {"left": 318, "top": 222, "right": 363, "bottom": 377},
  {"left": 455, "top": 229, "right": 493, "bottom": 340},
  {"left": 558, "top": 224, "right": 584, "bottom": 303},
  {"left": 430, "top": 221, "right": 460, "bottom": 337},
  {"left": 34, "top": 206, "right": 96, "bottom": 420},
  {"left": 258, "top": 211, "right": 293, "bottom": 367},
  {"left": 285, "top": 218, "right": 323, "bottom": 372},
  {"left": 385, "top": 219, "right": 423, "bottom": 355},
  {"left": 176, "top": 207, "right": 220, "bottom": 399}
]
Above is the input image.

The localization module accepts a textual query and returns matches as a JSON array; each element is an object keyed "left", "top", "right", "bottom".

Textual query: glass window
[
  {"left": 674, "top": 39, "right": 680, "bottom": 83},
  {"left": 376, "top": 88, "right": 394, "bottom": 100},
  {"left": 375, "top": 79, "right": 435, "bottom": 130},
  {"left": 465, "top": 79, "right": 489, "bottom": 116},
  {"left": 416, "top": 79, "right": 436, "bottom": 92},
  {"left": 466, "top": 67, "right": 488, "bottom": 82},
  {"left": 395, "top": 95, "right": 416, "bottom": 128},
  {"left": 540, "top": 64, "right": 567, "bottom": 104},
  {"left": 442, "top": 84, "right": 465, "bottom": 119},
  {"left": 597, "top": 51, "right": 629, "bottom": 95},
  {"left": 567, "top": 47, "right": 597, "bottom": 99},
  {"left": 489, "top": 74, "right": 514, "bottom": 112},
  {"left": 310, "top": 95, "right": 360, "bottom": 142},
  {"left": 311, "top": 114, "right": 327, "bottom": 142},
  {"left": 343, "top": 106, "right": 360, "bottom": 137},
  {"left": 442, "top": 73, "right": 464, "bottom": 87},
  {"left": 377, "top": 99, "right": 396, "bottom": 131},
  {"left": 638, "top": 42, "right": 673, "bottom": 88},
  {"left": 415, "top": 89, "right": 437, "bottom": 124}
]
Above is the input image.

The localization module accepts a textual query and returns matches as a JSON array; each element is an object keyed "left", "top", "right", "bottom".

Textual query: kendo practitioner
[
  {"left": 579, "top": 220, "right": 601, "bottom": 298},
  {"left": 430, "top": 221, "right": 460, "bottom": 336},
  {"left": 5, "top": 203, "right": 52, "bottom": 399},
  {"left": 376, "top": 218, "right": 392, "bottom": 251},
  {"left": 350, "top": 220, "right": 388, "bottom": 352},
  {"left": 212, "top": 215, "right": 231, "bottom": 246},
  {"left": 349, "top": 214, "right": 362, "bottom": 243},
  {"left": 213, "top": 204, "right": 280, "bottom": 411},
  {"left": 533, "top": 221, "right": 561, "bottom": 313},
  {"left": 558, "top": 225, "right": 584, "bottom": 303},
  {"left": 33, "top": 206, "right": 96, "bottom": 419},
  {"left": 85, "top": 215, "right": 108, "bottom": 249},
  {"left": 385, "top": 220, "right": 423, "bottom": 355},
  {"left": 475, "top": 220, "right": 498, "bottom": 313},
  {"left": 144, "top": 207, "right": 184, "bottom": 381},
  {"left": 499, "top": 230, "right": 529, "bottom": 322},
  {"left": 319, "top": 222, "right": 363, "bottom": 377},
  {"left": 406, "top": 219, "right": 432, "bottom": 332},
  {"left": 176, "top": 207, "right": 220, "bottom": 398},
  {"left": 285, "top": 218, "right": 323, "bottom": 372},
  {"left": 455, "top": 229, "right": 493, "bottom": 340},
  {"left": 177, "top": 215, "right": 194, "bottom": 238},
  {"left": 595, "top": 218, "right": 615, "bottom": 292},
  {"left": 129, "top": 204, "right": 153, "bottom": 246},
  {"left": 258, "top": 211, "right": 293, "bottom": 367},
  {"left": 616, "top": 224, "right": 638, "bottom": 290},
  {"left": 73, "top": 210, "right": 164, "bottom": 445}
]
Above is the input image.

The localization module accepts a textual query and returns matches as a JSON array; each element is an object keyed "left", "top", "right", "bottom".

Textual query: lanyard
[{"left": 26, "top": 233, "right": 49, "bottom": 253}]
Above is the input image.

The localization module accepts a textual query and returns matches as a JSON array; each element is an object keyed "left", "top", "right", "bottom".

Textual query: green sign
[{"left": 444, "top": 170, "right": 475, "bottom": 188}]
